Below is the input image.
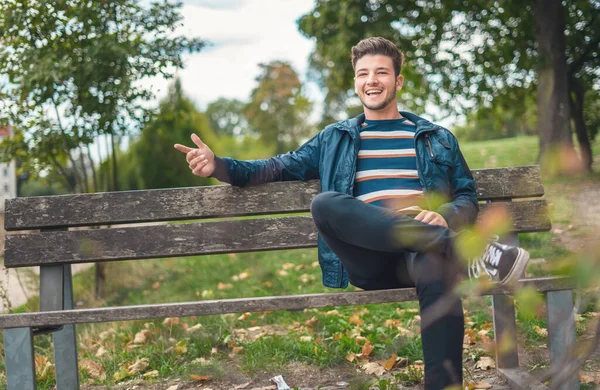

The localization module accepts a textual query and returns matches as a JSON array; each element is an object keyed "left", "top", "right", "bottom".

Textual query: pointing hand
[{"left": 174, "top": 134, "right": 215, "bottom": 177}]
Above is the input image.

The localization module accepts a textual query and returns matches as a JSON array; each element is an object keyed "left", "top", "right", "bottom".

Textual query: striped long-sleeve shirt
[{"left": 353, "top": 118, "right": 425, "bottom": 213}]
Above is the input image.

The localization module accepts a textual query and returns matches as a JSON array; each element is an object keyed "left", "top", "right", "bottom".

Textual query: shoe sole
[{"left": 501, "top": 248, "right": 530, "bottom": 285}]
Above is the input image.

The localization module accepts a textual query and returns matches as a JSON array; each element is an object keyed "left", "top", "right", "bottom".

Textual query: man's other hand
[
  {"left": 414, "top": 210, "right": 448, "bottom": 228},
  {"left": 174, "top": 134, "right": 216, "bottom": 177}
]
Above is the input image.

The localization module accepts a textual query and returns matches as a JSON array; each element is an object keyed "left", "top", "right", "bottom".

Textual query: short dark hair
[{"left": 351, "top": 37, "right": 404, "bottom": 76}]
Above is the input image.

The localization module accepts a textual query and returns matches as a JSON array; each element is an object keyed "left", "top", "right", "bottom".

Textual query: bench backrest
[{"left": 3, "top": 166, "right": 550, "bottom": 268}]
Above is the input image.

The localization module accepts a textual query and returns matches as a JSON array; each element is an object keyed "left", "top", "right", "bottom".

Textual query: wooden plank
[
  {"left": 0, "top": 277, "right": 574, "bottom": 329},
  {"left": 4, "top": 200, "right": 550, "bottom": 267},
  {"left": 5, "top": 216, "right": 318, "bottom": 267},
  {"left": 472, "top": 165, "right": 544, "bottom": 200},
  {"left": 498, "top": 368, "right": 548, "bottom": 389},
  {"left": 4, "top": 166, "right": 544, "bottom": 231}
]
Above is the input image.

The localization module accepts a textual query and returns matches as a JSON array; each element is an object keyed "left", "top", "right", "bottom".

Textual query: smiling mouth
[{"left": 365, "top": 90, "right": 383, "bottom": 96}]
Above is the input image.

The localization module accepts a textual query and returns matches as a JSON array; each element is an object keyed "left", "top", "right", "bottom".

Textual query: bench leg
[
  {"left": 53, "top": 265, "right": 80, "bottom": 389},
  {"left": 546, "top": 289, "right": 579, "bottom": 390},
  {"left": 492, "top": 294, "right": 519, "bottom": 369},
  {"left": 493, "top": 230, "right": 520, "bottom": 370},
  {"left": 4, "top": 327, "right": 36, "bottom": 390}
]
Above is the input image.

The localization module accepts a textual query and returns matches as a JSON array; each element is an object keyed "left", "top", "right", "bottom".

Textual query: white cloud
[{"left": 145, "top": 0, "right": 318, "bottom": 110}]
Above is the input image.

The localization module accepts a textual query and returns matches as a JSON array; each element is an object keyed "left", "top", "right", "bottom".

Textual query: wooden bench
[{"left": 1, "top": 165, "right": 578, "bottom": 389}]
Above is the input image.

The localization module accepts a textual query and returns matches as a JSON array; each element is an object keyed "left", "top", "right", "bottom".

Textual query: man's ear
[{"left": 396, "top": 74, "right": 404, "bottom": 92}]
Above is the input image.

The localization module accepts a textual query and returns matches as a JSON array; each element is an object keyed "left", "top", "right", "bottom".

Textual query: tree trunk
[
  {"left": 78, "top": 146, "right": 90, "bottom": 193},
  {"left": 95, "top": 263, "right": 106, "bottom": 300},
  {"left": 111, "top": 131, "right": 119, "bottom": 192},
  {"left": 87, "top": 144, "right": 98, "bottom": 193},
  {"left": 568, "top": 77, "right": 593, "bottom": 173},
  {"left": 531, "top": 0, "right": 578, "bottom": 176}
]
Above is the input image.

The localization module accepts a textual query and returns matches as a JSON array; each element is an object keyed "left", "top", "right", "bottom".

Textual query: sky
[{"left": 146, "top": 0, "right": 319, "bottom": 110}]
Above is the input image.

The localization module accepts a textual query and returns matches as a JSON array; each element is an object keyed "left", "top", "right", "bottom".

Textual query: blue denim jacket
[{"left": 212, "top": 111, "right": 479, "bottom": 288}]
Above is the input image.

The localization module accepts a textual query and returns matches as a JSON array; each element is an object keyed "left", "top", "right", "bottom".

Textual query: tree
[
  {"left": 298, "top": 0, "right": 599, "bottom": 173},
  {"left": 0, "top": 0, "right": 206, "bottom": 299},
  {"left": 132, "top": 78, "right": 219, "bottom": 189},
  {"left": 206, "top": 98, "right": 254, "bottom": 138},
  {"left": 245, "top": 61, "right": 315, "bottom": 154},
  {"left": 0, "top": 0, "right": 207, "bottom": 193}
]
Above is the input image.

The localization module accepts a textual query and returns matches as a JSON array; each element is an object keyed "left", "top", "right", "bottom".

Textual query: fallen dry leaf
[
  {"left": 361, "top": 342, "right": 374, "bottom": 357},
  {"left": 238, "top": 312, "right": 251, "bottom": 321},
  {"left": 80, "top": 359, "right": 106, "bottom": 380},
  {"left": 361, "top": 361, "right": 385, "bottom": 376},
  {"left": 384, "top": 354, "right": 398, "bottom": 370},
  {"left": 277, "top": 269, "right": 288, "bottom": 276},
  {"left": 190, "top": 374, "right": 211, "bottom": 381},
  {"left": 282, "top": 262, "right": 295, "bottom": 270},
  {"left": 475, "top": 356, "right": 495, "bottom": 370},
  {"left": 187, "top": 323, "right": 203, "bottom": 333},
  {"left": 95, "top": 346, "right": 107, "bottom": 357},
  {"left": 152, "top": 281, "right": 160, "bottom": 289},
  {"left": 127, "top": 357, "right": 149, "bottom": 374},
  {"left": 346, "top": 352, "right": 357, "bottom": 362},
  {"left": 579, "top": 371, "right": 600, "bottom": 384},
  {"left": 349, "top": 313, "right": 364, "bottom": 325},
  {"left": 162, "top": 317, "right": 180, "bottom": 326},
  {"left": 305, "top": 316, "right": 318, "bottom": 326},
  {"left": 143, "top": 370, "right": 159, "bottom": 378},
  {"left": 533, "top": 325, "right": 548, "bottom": 337},
  {"left": 218, "top": 282, "right": 233, "bottom": 290},
  {"left": 473, "top": 381, "right": 492, "bottom": 389},
  {"left": 299, "top": 335, "right": 313, "bottom": 342},
  {"left": 133, "top": 329, "right": 151, "bottom": 344}
]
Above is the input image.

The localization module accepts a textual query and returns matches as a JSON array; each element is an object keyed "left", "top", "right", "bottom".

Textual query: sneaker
[{"left": 468, "top": 241, "right": 530, "bottom": 285}]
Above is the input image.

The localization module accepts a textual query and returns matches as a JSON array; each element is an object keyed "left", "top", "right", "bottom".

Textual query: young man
[{"left": 175, "top": 37, "right": 530, "bottom": 390}]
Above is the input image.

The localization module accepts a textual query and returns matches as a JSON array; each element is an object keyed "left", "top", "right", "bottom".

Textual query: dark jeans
[{"left": 311, "top": 191, "right": 464, "bottom": 390}]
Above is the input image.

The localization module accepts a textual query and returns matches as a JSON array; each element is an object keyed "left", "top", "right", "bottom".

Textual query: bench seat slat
[
  {"left": 0, "top": 277, "right": 574, "bottom": 329},
  {"left": 4, "top": 200, "right": 551, "bottom": 268},
  {"left": 4, "top": 166, "right": 544, "bottom": 231}
]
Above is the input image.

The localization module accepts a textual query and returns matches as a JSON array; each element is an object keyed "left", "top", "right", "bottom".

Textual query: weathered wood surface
[
  {"left": 5, "top": 200, "right": 550, "bottom": 267},
  {"left": 472, "top": 165, "right": 544, "bottom": 200},
  {"left": 0, "top": 277, "right": 574, "bottom": 329},
  {"left": 5, "top": 216, "right": 318, "bottom": 267},
  {"left": 4, "top": 166, "right": 544, "bottom": 231}
]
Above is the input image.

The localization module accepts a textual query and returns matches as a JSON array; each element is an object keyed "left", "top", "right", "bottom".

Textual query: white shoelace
[{"left": 468, "top": 244, "right": 502, "bottom": 280}]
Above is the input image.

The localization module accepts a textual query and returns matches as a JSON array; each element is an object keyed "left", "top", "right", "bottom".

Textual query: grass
[{"left": 1, "top": 135, "right": 599, "bottom": 388}]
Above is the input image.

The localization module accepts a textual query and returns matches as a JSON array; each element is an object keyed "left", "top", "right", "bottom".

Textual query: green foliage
[
  {"left": 298, "top": 1, "right": 599, "bottom": 141},
  {"left": 454, "top": 87, "right": 538, "bottom": 141},
  {"left": 19, "top": 178, "right": 69, "bottom": 197},
  {"left": 206, "top": 98, "right": 254, "bottom": 138},
  {"left": 245, "top": 61, "right": 316, "bottom": 154},
  {"left": 130, "top": 79, "right": 219, "bottom": 190},
  {"left": 0, "top": 0, "right": 206, "bottom": 192}
]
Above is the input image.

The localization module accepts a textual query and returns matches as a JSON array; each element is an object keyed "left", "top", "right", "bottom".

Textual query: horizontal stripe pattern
[
  {"left": 356, "top": 189, "right": 424, "bottom": 203},
  {"left": 354, "top": 118, "right": 422, "bottom": 209},
  {"left": 355, "top": 169, "right": 419, "bottom": 182},
  {"left": 357, "top": 149, "right": 416, "bottom": 158},
  {"left": 360, "top": 130, "right": 415, "bottom": 139}
]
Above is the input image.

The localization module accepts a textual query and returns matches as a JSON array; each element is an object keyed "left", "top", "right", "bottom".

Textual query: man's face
[{"left": 354, "top": 54, "right": 403, "bottom": 112}]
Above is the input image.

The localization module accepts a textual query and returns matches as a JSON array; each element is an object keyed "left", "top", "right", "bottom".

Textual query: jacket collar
[{"left": 335, "top": 111, "right": 439, "bottom": 136}]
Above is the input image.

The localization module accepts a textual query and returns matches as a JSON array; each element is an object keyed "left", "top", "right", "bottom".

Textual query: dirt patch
[{"left": 81, "top": 360, "right": 512, "bottom": 389}]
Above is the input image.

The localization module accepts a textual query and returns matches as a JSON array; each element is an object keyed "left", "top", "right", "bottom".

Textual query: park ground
[{"left": 1, "top": 135, "right": 600, "bottom": 389}]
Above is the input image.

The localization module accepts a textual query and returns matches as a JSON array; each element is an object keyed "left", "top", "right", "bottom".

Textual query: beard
[{"left": 358, "top": 89, "right": 397, "bottom": 111}]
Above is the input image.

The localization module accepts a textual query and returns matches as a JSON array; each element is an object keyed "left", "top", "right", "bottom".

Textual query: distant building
[{"left": 0, "top": 126, "right": 17, "bottom": 213}]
